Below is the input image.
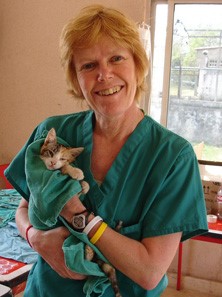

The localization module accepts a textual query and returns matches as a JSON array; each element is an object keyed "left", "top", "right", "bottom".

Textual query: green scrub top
[{"left": 5, "top": 110, "right": 208, "bottom": 297}]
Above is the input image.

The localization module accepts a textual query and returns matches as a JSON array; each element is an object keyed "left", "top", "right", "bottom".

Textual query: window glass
[
  {"left": 166, "top": 4, "right": 222, "bottom": 161},
  {"left": 150, "top": 4, "right": 222, "bottom": 161}
]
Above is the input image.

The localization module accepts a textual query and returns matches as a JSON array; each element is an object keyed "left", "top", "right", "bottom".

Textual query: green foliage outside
[
  {"left": 202, "top": 145, "right": 222, "bottom": 162},
  {"left": 172, "top": 29, "right": 220, "bottom": 68}
]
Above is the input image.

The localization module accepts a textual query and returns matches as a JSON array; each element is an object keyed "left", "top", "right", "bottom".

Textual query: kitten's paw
[
  {"left": 85, "top": 245, "right": 94, "bottom": 261},
  {"left": 75, "top": 171, "right": 84, "bottom": 180},
  {"left": 81, "top": 181, "right": 90, "bottom": 194},
  {"left": 69, "top": 167, "right": 84, "bottom": 180}
]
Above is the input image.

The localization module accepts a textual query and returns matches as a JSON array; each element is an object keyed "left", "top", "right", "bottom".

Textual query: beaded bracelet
[
  {"left": 25, "top": 225, "right": 33, "bottom": 248},
  {"left": 90, "top": 222, "right": 108, "bottom": 245}
]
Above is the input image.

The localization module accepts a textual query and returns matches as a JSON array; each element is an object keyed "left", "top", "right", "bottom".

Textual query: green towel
[
  {"left": 25, "top": 137, "right": 82, "bottom": 229},
  {"left": 25, "top": 135, "right": 110, "bottom": 296},
  {"left": 60, "top": 218, "right": 110, "bottom": 296}
]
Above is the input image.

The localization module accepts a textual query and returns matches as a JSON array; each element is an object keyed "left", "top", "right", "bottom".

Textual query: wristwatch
[{"left": 71, "top": 209, "right": 90, "bottom": 231}]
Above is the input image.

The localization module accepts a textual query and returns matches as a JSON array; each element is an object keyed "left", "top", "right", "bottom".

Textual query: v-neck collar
[{"left": 80, "top": 111, "right": 150, "bottom": 209}]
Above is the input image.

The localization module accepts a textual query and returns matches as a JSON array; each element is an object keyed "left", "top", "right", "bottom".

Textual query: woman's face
[{"left": 73, "top": 37, "right": 138, "bottom": 118}]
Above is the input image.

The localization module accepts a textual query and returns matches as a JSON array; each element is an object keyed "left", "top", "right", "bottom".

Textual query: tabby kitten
[
  {"left": 40, "top": 128, "right": 89, "bottom": 193},
  {"left": 40, "top": 128, "right": 122, "bottom": 297}
]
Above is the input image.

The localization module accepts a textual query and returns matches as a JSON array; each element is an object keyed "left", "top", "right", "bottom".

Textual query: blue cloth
[
  {"left": 5, "top": 110, "right": 208, "bottom": 297},
  {"left": 0, "top": 189, "right": 38, "bottom": 264},
  {"left": 0, "top": 189, "right": 22, "bottom": 227},
  {"left": 0, "top": 221, "right": 38, "bottom": 264}
]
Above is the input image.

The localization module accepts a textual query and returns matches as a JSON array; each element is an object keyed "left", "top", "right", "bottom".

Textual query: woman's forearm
[
  {"left": 93, "top": 226, "right": 181, "bottom": 290},
  {"left": 15, "top": 197, "right": 31, "bottom": 240}
]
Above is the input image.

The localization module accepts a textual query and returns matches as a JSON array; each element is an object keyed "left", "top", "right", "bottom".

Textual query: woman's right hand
[
  {"left": 28, "top": 226, "right": 87, "bottom": 280},
  {"left": 16, "top": 198, "right": 86, "bottom": 280}
]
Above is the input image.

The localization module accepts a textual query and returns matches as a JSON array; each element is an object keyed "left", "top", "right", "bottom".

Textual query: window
[{"left": 150, "top": 0, "right": 222, "bottom": 162}]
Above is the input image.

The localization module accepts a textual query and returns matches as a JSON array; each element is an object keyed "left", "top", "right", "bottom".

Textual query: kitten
[
  {"left": 40, "top": 128, "right": 122, "bottom": 297},
  {"left": 40, "top": 128, "right": 89, "bottom": 194}
]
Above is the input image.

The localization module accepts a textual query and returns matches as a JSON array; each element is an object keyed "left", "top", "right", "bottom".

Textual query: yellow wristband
[{"left": 90, "top": 222, "right": 108, "bottom": 245}]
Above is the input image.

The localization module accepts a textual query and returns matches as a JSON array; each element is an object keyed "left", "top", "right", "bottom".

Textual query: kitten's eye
[{"left": 60, "top": 157, "right": 67, "bottom": 161}]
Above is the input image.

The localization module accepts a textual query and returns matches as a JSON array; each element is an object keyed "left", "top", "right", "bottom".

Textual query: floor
[
  {"left": 162, "top": 287, "right": 217, "bottom": 297},
  {"left": 15, "top": 288, "right": 217, "bottom": 297}
]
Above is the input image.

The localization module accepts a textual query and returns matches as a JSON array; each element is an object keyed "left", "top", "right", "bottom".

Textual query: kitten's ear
[
  {"left": 44, "top": 128, "right": 56, "bottom": 144},
  {"left": 69, "top": 147, "right": 84, "bottom": 158}
]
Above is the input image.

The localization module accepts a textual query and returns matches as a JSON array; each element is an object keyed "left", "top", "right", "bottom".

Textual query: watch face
[{"left": 72, "top": 214, "right": 86, "bottom": 230}]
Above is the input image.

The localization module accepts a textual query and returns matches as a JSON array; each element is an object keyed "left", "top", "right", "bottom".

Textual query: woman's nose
[{"left": 97, "top": 64, "right": 113, "bottom": 82}]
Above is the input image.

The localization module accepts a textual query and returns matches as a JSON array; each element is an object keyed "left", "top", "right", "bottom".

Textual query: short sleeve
[
  {"left": 142, "top": 148, "right": 208, "bottom": 241},
  {"left": 5, "top": 126, "right": 40, "bottom": 199}
]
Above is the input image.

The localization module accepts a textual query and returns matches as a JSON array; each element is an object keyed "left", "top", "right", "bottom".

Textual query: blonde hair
[{"left": 60, "top": 4, "right": 149, "bottom": 101}]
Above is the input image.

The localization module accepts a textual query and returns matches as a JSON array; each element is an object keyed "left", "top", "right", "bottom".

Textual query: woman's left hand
[{"left": 60, "top": 194, "right": 86, "bottom": 223}]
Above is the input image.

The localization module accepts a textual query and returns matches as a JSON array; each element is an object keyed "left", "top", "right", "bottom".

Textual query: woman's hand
[
  {"left": 60, "top": 194, "right": 86, "bottom": 223},
  {"left": 16, "top": 198, "right": 86, "bottom": 280},
  {"left": 28, "top": 226, "right": 87, "bottom": 280}
]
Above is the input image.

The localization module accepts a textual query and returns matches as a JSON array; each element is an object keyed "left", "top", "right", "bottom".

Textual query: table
[
  {"left": 176, "top": 220, "right": 222, "bottom": 290},
  {"left": 0, "top": 284, "right": 12, "bottom": 297},
  {"left": 0, "top": 257, "right": 32, "bottom": 296}
]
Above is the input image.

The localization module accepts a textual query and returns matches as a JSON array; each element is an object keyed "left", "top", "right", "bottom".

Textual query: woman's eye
[
  {"left": 111, "top": 56, "right": 123, "bottom": 63},
  {"left": 81, "top": 63, "right": 96, "bottom": 70}
]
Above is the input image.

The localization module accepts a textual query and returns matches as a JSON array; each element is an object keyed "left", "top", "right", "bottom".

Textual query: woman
[{"left": 5, "top": 5, "right": 208, "bottom": 297}]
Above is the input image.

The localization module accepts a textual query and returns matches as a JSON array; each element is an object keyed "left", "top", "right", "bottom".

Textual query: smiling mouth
[{"left": 97, "top": 86, "right": 122, "bottom": 96}]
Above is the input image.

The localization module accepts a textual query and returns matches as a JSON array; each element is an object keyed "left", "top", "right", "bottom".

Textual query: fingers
[
  {"left": 33, "top": 226, "right": 86, "bottom": 280},
  {"left": 48, "top": 261, "right": 86, "bottom": 280},
  {"left": 59, "top": 226, "right": 71, "bottom": 238},
  {"left": 66, "top": 269, "right": 87, "bottom": 280}
]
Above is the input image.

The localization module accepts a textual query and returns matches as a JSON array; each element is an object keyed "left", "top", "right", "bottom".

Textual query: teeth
[{"left": 98, "top": 86, "right": 121, "bottom": 96}]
